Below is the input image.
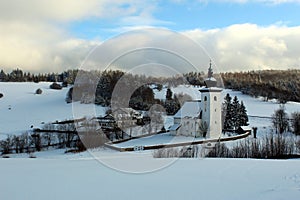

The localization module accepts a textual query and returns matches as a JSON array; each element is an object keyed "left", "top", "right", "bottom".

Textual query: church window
[
  {"left": 204, "top": 96, "right": 207, "bottom": 101},
  {"left": 214, "top": 96, "right": 217, "bottom": 101}
]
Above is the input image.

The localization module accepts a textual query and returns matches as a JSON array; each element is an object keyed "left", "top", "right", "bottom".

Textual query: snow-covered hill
[{"left": 0, "top": 82, "right": 106, "bottom": 138}]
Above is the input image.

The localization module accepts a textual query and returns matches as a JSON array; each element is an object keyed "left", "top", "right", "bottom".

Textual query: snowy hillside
[{"left": 0, "top": 82, "right": 106, "bottom": 138}]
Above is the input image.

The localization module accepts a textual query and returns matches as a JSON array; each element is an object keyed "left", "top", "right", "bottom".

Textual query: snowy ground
[
  {"left": 1, "top": 82, "right": 300, "bottom": 200},
  {"left": 0, "top": 82, "right": 106, "bottom": 139},
  {"left": 0, "top": 150, "right": 300, "bottom": 200}
]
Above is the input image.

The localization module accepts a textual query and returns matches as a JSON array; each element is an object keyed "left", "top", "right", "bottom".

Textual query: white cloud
[
  {"left": 0, "top": 0, "right": 147, "bottom": 22},
  {"left": 182, "top": 24, "right": 300, "bottom": 71},
  {"left": 0, "top": 1, "right": 300, "bottom": 73},
  {"left": 0, "top": 0, "right": 158, "bottom": 72}
]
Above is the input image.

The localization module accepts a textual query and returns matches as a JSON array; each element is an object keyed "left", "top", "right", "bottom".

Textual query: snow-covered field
[
  {"left": 1, "top": 151, "right": 300, "bottom": 200},
  {"left": 1, "top": 82, "right": 300, "bottom": 200},
  {"left": 0, "top": 82, "right": 106, "bottom": 138}
]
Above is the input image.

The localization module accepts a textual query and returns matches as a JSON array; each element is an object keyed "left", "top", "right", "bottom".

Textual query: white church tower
[{"left": 199, "top": 61, "right": 222, "bottom": 139}]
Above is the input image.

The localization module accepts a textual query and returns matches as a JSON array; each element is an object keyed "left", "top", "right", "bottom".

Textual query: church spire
[
  {"left": 208, "top": 60, "right": 213, "bottom": 79},
  {"left": 204, "top": 60, "right": 217, "bottom": 88}
]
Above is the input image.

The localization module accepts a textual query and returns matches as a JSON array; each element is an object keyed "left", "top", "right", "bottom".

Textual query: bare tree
[{"left": 272, "top": 105, "right": 289, "bottom": 134}]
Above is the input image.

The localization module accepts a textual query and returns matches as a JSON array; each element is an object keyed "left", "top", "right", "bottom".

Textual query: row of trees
[
  {"left": 223, "top": 94, "right": 249, "bottom": 130},
  {"left": 2, "top": 68, "right": 299, "bottom": 104},
  {"left": 153, "top": 133, "right": 300, "bottom": 159},
  {"left": 0, "top": 123, "right": 86, "bottom": 155},
  {"left": 0, "top": 68, "right": 78, "bottom": 84},
  {"left": 207, "top": 133, "right": 299, "bottom": 159},
  {"left": 221, "top": 70, "right": 300, "bottom": 103}
]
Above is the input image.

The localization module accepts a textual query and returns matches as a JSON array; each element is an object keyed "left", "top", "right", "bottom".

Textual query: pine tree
[
  {"left": 0, "top": 70, "right": 7, "bottom": 81},
  {"left": 239, "top": 101, "right": 249, "bottom": 126},
  {"left": 223, "top": 93, "right": 233, "bottom": 130},
  {"left": 231, "top": 96, "right": 240, "bottom": 130}
]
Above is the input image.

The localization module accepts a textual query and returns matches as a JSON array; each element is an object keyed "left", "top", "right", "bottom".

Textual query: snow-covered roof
[
  {"left": 199, "top": 86, "right": 223, "bottom": 92},
  {"left": 174, "top": 101, "right": 202, "bottom": 118},
  {"left": 205, "top": 77, "right": 217, "bottom": 82}
]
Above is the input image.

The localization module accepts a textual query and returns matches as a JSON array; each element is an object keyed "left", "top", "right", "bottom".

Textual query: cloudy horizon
[{"left": 1, "top": 0, "right": 300, "bottom": 73}]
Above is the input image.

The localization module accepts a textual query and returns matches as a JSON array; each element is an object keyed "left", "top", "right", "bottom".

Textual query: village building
[{"left": 170, "top": 62, "right": 222, "bottom": 139}]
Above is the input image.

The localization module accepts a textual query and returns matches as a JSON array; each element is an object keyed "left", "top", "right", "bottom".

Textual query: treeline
[
  {"left": 207, "top": 133, "right": 300, "bottom": 159},
  {"left": 3, "top": 68, "right": 299, "bottom": 105},
  {"left": 0, "top": 68, "right": 206, "bottom": 86},
  {"left": 153, "top": 133, "right": 300, "bottom": 159},
  {"left": 221, "top": 69, "right": 300, "bottom": 103},
  {"left": 0, "top": 123, "right": 86, "bottom": 156},
  {"left": 0, "top": 68, "right": 78, "bottom": 84}
]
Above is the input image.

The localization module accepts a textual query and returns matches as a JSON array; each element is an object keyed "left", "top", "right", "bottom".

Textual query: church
[{"left": 170, "top": 63, "right": 222, "bottom": 139}]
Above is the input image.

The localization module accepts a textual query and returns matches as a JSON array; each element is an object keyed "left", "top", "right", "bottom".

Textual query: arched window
[
  {"left": 204, "top": 96, "right": 207, "bottom": 101},
  {"left": 214, "top": 96, "right": 217, "bottom": 101},
  {"left": 199, "top": 111, "right": 202, "bottom": 119}
]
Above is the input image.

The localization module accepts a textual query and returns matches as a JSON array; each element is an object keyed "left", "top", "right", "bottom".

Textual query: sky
[{"left": 1, "top": 0, "right": 300, "bottom": 73}]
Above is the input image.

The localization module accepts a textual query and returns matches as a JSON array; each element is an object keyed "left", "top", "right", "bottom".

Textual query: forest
[
  {"left": 1, "top": 68, "right": 299, "bottom": 105},
  {"left": 221, "top": 69, "right": 300, "bottom": 103}
]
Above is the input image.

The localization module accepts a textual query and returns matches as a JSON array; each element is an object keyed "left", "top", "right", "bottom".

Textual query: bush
[
  {"left": 153, "top": 146, "right": 199, "bottom": 158},
  {"left": 206, "top": 133, "right": 297, "bottom": 159},
  {"left": 50, "top": 82, "right": 62, "bottom": 90},
  {"left": 35, "top": 88, "right": 42, "bottom": 94}
]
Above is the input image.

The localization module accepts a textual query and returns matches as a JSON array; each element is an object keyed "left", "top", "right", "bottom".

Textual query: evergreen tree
[
  {"left": 223, "top": 94, "right": 249, "bottom": 131},
  {"left": 239, "top": 101, "right": 249, "bottom": 126},
  {"left": 223, "top": 93, "right": 233, "bottom": 130},
  {"left": 0, "top": 70, "right": 7, "bottom": 81},
  {"left": 166, "top": 88, "right": 173, "bottom": 100},
  {"left": 231, "top": 96, "right": 240, "bottom": 130}
]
